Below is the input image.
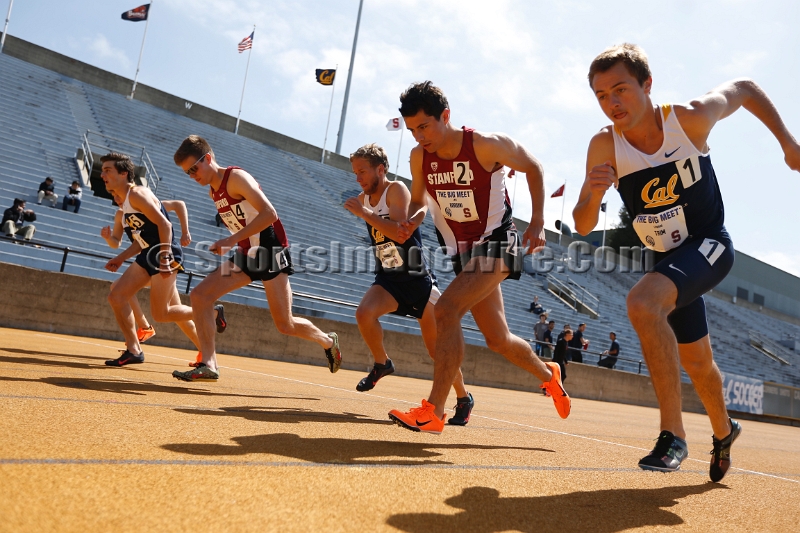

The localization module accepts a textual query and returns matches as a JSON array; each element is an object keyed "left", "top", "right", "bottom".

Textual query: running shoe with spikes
[
  {"left": 325, "top": 332, "right": 342, "bottom": 373},
  {"left": 356, "top": 359, "right": 395, "bottom": 392},
  {"left": 214, "top": 304, "right": 227, "bottom": 333},
  {"left": 105, "top": 350, "right": 144, "bottom": 367},
  {"left": 172, "top": 363, "right": 219, "bottom": 382},
  {"left": 388, "top": 399, "right": 446, "bottom": 434},
  {"left": 542, "top": 362, "right": 570, "bottom": 418},
  {"left": 447, "top": 392, "right": 475, "bottom": 426},
  {"left": 189, "top": 352, "right": 203, "bottom": 367},
  {"left": 709, "top": 419, "right": 742, "bottom": 482},
  {"left": 137, "top": 325, "right": 156, "bottom": 343},
  {"left": 638, "top": 430, "right": 688, "bottom": 472}
]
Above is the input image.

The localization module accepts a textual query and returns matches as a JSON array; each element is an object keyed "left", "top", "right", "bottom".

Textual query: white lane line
[{"left": 31, "top": 333, "right": 800, "bottom": 484}]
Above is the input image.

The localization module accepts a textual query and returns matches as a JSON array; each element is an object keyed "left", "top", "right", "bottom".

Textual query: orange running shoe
[
  {"left": 189, "top": 352, "right": 203, "bottom": 367},
  {"left": 543, "top": 362, "right": 571, "bottom": 419},
  {"left": 137, "top": 325, "right": 156, "bottom": 343},
  {"left": 388, "top": 399, "right": 446, "bottom": 434}
]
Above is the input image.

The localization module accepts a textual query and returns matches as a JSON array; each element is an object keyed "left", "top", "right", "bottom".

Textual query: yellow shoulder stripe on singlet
[{"left": 661, "top": 104, "right": 672, "bottom": 121}]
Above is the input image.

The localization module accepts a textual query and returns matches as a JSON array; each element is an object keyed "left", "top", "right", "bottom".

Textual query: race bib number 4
[
  {"left": 436, "top": 189, "right": 479, "bottom": 223},
  {"left": 376, "top": 241, "right": 404, "bottom": 269},
  {"left": 219, "top": 209, "right": 244, "bottom": 233},
  {"left": 633, "top": 205, "right": 688, "bottom": 252}
]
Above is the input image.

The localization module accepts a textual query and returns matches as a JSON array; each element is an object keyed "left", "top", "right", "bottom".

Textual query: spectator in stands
[
  {"left": 533, "top": 313, "right": 549, "bottom": 355},
  {"left": 37, "top": 177, "right": 58, "bottom": 207},
  {"left": 529, "top": 295, "right": 545, "bottom": 314},
  {"left": 2, "top": 198, "right": 36, "bottom": 241},
  {"left": 553, "top": 329, "right": 573, "bottom": 383},
  {"left": 541, "top": 320, "right": 556, "bottom": 359},
  {"left": 569, "top": 323, "right": 587, "bottom": 363},
  {"left": 598, "top": 332, "right": 620, "bottom": 369},
  {"left": 62, "top": 181, "right": 82, "bottom": 213},
  {"left": 557, "top": 324, "right": 571, "bottom": 343}
]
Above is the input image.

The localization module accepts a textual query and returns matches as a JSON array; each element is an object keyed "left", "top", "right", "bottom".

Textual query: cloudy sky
[{"left": 6, "top": 0, "right": 800, "bottom": 274}]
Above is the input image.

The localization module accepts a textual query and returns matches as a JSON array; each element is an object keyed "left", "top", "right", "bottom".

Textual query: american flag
[{"left": 238, "top": 32, "right": 254, "bottom": 53}]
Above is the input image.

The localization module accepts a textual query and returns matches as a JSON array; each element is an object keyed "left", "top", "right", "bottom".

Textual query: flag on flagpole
[
  {"left": 315, "top": 69, "right": 336, "bottom": 86},
  {"left": 551, "top": 184, "right": 565, "bottom": 198},
  {"left": 121, "top": 4, "right": 150, "bottom": 21},
  {"left": 238, "top": 32, "right": 254, "bottom": 53},
  {"left": 507, "top": 169, "right": 516, "bottom": 177},
  {"left": 600, "top": 201, "right": 607, "bottom": 212},
  {"left": 385, "top": 117, "right": 403, "bottom": 131}
]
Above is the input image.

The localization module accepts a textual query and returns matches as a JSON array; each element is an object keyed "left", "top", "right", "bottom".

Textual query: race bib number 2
[
  {"left": 436, "top": 189, "right": 479, "bottom": 223},
  {"left": 633, "top": 205, "right": 688, "bottom": 252}
]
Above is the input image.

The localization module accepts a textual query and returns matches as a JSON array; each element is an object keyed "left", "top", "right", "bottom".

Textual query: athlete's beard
[{"left": 363, "top": 179, "right": 379, "bottom": 196}]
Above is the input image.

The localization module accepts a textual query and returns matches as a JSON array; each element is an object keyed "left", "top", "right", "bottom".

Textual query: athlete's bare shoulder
[
  {"left": 587, "top": 126, "right": 616, "bottom": 166},
  {"left": 472, "top": 129, "right": 527, "bottom": 171},
  {"left": 385, "top": 180, "right": 410, "bottom": 206},
  {"left": 409, "top": 144, "right": 425, "bottom": 178}
]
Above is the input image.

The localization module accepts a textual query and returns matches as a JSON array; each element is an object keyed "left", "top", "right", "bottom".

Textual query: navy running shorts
[
  {"left": 650, "top": 230, "right": 734, "bottom": 344},
  {"left": 450, "top": 225, "right": 523, "bottom": 280},
  {"left": 230, "top": 246, "right": 294, "bottom": 282},
  {"left": 135, "top": 242, "right": 184, "bottom": 277},
  {"left": 373, "top": 271, "right": 440, "bottom": 319}
]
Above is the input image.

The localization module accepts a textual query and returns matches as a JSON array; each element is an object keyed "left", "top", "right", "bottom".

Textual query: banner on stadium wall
[{"left": 721, "top": 372, "right": 763, "bottom": 415}]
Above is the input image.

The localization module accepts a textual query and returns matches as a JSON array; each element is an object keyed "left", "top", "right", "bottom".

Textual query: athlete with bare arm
[
  {"left": 573, "top": 44, "right": 800, "bottom": 481},
  {"left": 171, "top": 136, "right": 342, "bottom": 382},
  {"left": 387, "top": 82, "right": 570, "bottom": 434}
]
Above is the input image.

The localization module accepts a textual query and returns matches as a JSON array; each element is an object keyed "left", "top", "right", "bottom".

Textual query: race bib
[
  {"left": 131, "top": 230, "right": 149, "bottom": 249},
  {"left": 376, "top": 241, "right": 404, "bottom": 269},
  {"left": 436, "top": 189, "right": 479, "bottom": 223},
  {"left": 633, "top": 205, "right": 688, "bottom": 252},
  {"left": 219, "top": 210, "right": 244, "bottom": 233}
]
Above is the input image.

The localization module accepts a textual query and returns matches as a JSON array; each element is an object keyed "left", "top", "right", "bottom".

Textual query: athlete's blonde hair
[
  {"left": 350, "top": 143, "right": 389, "bottom": 172},
  {"left": 588, "top": 43, "right": 651, "bottom": 88}
]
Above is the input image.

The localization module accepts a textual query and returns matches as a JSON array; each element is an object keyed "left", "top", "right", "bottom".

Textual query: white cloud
[
  {"left": 715, "top": 51, "right": 767, "bottom": 77},
  {"left": 87, "top": 34, "right": 130, "bottom": 69}
]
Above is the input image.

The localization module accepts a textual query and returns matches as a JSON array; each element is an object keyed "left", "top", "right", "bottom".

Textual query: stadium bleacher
[{"left": 1, "top": 51, "right": 799, "bottom": 387}]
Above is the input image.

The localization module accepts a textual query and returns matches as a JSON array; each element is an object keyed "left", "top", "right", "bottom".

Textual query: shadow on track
[
  {"left": 162, "top": 433, "right": 555, "bottom": 465},
  {"left": 0, "top": 375, "right": 318, "bottom": 400},
  {"left": 173, "top": 406, "right": 384, "bottom": 425},
  {"left": 387, "top": 484, "right": 726, "bottom": 532}
]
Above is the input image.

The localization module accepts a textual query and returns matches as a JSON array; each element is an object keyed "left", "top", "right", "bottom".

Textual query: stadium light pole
[
  {"left": 129, "top": 0, "right": 154, "bottom": 100},
  {"left": 334, "top": 0, "right": 364, "bottom": 155},
  {"left": 0, "top": 0, "right": 14, "bottom": 54}
]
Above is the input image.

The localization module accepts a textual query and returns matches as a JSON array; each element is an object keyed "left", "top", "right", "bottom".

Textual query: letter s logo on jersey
[{"left": 431, "top": 162, "right": 438, "bottom": 172}]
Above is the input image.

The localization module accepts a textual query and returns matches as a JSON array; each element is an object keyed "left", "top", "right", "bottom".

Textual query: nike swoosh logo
[
  {"left": 664, "top": 147, "right": 681, "bottom": 158},
  {"left": 415, "top": 420, "right": 431, "bottom": 426},
  {"left": 668, "top": 263, "right": 687, "bottom": 277}
]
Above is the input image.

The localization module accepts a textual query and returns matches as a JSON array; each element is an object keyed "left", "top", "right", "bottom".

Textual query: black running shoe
[
  {"left": 710, "top": 419, "right": 742, "bottom": 482},
  {"left": 356, "top": 359, "right": 395, "bottom": 392},
  {"left": 214, "top": 304, "right": 227, "bottom": 333},
  {"left": 105, "top": 350, "right": 144, "bottom": 366},
  {"left": 638, "top": 430, "right": 688, "bottom": 472},
  {"left": 447, "top": 393, "right": 475, "bottom": 426}
]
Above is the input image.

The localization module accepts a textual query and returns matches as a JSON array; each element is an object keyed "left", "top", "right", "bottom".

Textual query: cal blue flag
[
  {"left": 600, "top": 202, "right": 607, "bottom": 212},
  {"left": 121, "top": 4, "right": 150, "bottom": 22},
  {"left": 315, "top": 69, "right": 336, "bottom": 86}
]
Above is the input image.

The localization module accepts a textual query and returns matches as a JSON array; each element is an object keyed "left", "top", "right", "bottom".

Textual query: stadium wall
[{"left": 0, "top": 262, "right": 707, "bottom": 414}]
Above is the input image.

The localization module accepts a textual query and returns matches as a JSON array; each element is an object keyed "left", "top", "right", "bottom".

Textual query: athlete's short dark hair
[
  {"left": 564, "top": 329, "right": 573, "bottom": 336},
  {"left": 100, "top": 152, "right": 136, "bottom": 183},
  {"left": 174, "top": 135, "right": 214, "bottom": 166},
  {"left": 588, "top": 43, "right": 651, "bottom": 88},
  {"left": 350, "top": 143, "right": 389, "bottom": 171},
  {"left": 399, "top": 81, "right": 449, "bottom": 120}
]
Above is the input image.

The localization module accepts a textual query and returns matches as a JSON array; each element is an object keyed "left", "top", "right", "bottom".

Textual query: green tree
[{"left": 606, "top": 205, "right": 641, "bottom": 253}]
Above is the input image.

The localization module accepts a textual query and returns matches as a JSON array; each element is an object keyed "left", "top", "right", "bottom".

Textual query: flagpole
[
  {"left": 0, "top": 0, "right": 14, "bottom": 54},
  {"left": 128, "top": 0, "right": 153, "bottom": 100},
  {"left": 335, "top": 0, "right": 363, "bottom": 154},
  {"left": 601, "top": 204, "right": 608, "bottom": 249},
  {"left": 558, "top": 180, "right": 566, "bottom": 247},
  {"left": 321, "top": 64, "right": 338, "bottom": 163},
  {"left": 392, "top": 126, "right": 404, "bottom": 181},
  {"left": 510, "top": 170, "right": 518, "bottom": 210},
  {"left": 235, "top": 25, "right": 255, "bottom": 135}
]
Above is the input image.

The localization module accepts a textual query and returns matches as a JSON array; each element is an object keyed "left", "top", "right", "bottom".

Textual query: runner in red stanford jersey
[
  {"left": 171, "top": 135, "right": 342, "bottom": 382},
  {"left": 388, "top": 82, "right": 571, "bottom": 434}
]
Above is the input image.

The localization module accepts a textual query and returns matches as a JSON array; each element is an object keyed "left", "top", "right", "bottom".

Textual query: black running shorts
[
  {"left": 450, "top": 225, "right": 523, "bottom": 280},
  {"left": 650, "top": 230, "right": 734, "bottom": 344},
  {"left": 230, "top": 246, "right": 294, "bottom": 282},
  {"left": 373, "top": 271, "right": 439, "bottom": 319},
  {"left": 135, "top": 243, "right": 184, "bottom": 277}
]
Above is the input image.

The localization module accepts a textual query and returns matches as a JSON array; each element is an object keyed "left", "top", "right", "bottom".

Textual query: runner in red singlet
[
  {"left": 171, "top": 135, "right": 342, "bottom": 382},
  {"left": 387, "top": 82, "right": 571, "bottom": 434}
]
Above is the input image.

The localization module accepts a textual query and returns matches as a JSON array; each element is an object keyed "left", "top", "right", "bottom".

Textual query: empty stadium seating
[{"left": 1, "top": 51, "right": 799, "bottom": 387}]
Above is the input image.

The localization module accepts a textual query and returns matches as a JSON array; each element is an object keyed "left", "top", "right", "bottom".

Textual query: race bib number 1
[
  {"left": 633, "top": 205, "right": 688, "bottom": 252},
  {"left": 436, "top": 189, "right": 479, "bottom": 223}
]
